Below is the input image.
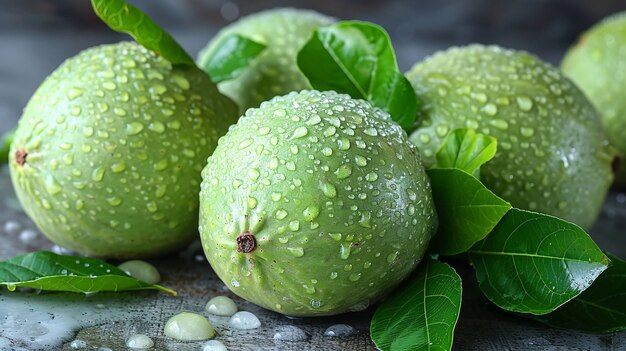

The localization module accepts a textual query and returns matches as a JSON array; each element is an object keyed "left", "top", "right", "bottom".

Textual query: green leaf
[
  {"left": 297, "top": 21, "right": 417, "bottom": 130},
  {"left": 91, "top": 0, "right": 194, "bottom": 66},
  {"left": 0, "top": 129, "right": 14, "bottom": 164},
  {"left": 533, "top": 252, "right": 626, "bottom": 333},
  {"left": 469, "top": 209, "right": 609, "bottom": 315},
  {"left": 0, "top": 251, "right": 176, "bottom": 295},
  {"left": 371, "top": 258, "right": 461, "bottom": 351},
  {"left": 200, "top": 34, "right": 266, "bottom": 84},
  {"left": 427, "top": 168, "right": 511, "bottom": 256},
  {"left": 434, "top": 128, "right": 497, "bottom": 178}
]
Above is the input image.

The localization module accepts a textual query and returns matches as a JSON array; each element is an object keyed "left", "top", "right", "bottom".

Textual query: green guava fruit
[
  {"left": 199, "top": 90, "right": 436, "bottom": 316},
  {"left": 9, "top": 41, "right": 238, "bottom": 258},
  {"left": 407, "top": 44, "right": 614, "bottom": 229},
  {"left": 561, "top": 12, "right": 626, "bottom": 186},
  {"left": 197, "top": 8, "right": 335, "bottom": 113}
]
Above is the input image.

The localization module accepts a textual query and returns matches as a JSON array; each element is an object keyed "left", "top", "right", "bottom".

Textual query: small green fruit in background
[
  {"left": 9, "top": 42, "right": 238, "bottom": 258},
  {"left": 197, "top": 8, "right": 335, "bottom": 113},
  {"left": 407, "top": 45, "right": 614, "bottom": 229},
  {"left": 562, "top": 12, "right": 626, "bottom": 186},
  {"left": 199, "top": 90, "right": 436, "bottom": 316}
]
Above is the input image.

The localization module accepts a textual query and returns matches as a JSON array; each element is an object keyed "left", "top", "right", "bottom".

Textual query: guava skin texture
[
  {"left": 561, "top": 13, "right": 626, "bottom": 186},
  {"left": 9, "top": 42, "right": 238, "bottom": 258},
  {"left": 199, "top": 90, "right": 436, "bottom": 317},
  {"left": 407, "top": 45, "right": 614, "bottom": 229},
  {"left": 197, "top": 8, "right": 335, "bottom": 113}
]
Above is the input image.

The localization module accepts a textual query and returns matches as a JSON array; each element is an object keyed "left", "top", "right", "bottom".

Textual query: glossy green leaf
[
  {"left": 297, "top": 21, "right": 417, "bottom": 130},
  {"left": 533, "top": 252, "right": 626, "bottom": 333},
  {"left": 91, "top": 0, "right": 195, "bottom": 66},
  {"left": 434, "top": 128, "right": 497, "bottom": 178},
  {"left": 0, "top": 251, "right": 176, "bottom": 295},
  {"left": 427, "top": 168, "right": 511, "bottom": 256},
  {"left": 371, "top": 258, "right": 462, "bottom": 351},
  {"left": 200, "top": 33, "right": 266, "bottom": 83},
  {"left": 0, "top": 129, "right": 14, "bottom": 164},
  {"left": 469, "top": 209, "right": 609, "bottom": 315}
]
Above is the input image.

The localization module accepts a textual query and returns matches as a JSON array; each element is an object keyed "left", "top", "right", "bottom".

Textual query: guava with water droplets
[
  {"left": 9, "top": 41, "right": 238, "bottom": 258},
  {"left": 199, "top": 90, "right": 436, "bottom": 316},
  {"left": 407, "top": 44, "right": 614, "bottom": 229},
  {"left": 562, "top": 12, "right": 626, "bottom": 186},
  {"left": 197, "top": 8, "right": 335, "bottom": 113}
]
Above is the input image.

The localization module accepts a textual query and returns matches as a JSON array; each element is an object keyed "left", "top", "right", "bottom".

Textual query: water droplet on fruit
[
  {"left": 148, "top": 121, "right": 165, "bottom": 133},
  {"left": 247, "top": 197, "right": 258, "bottom": 209},
  {"left": 146, "top": 202, "right": 158, "bottom": 213},
  {"left": 229, "top": 311, "right": 261, "bottom": 330},
  {"left": 516, "top": 95, "right": 533, "bottom": 111},
  {"left": 288, "top": 247, "right": 304, "bottom": 257},
  {"left": 323, "top": 126, "right": 336, "bottom": 137},
  {"left": 292, "top": 127, "right": 308, "bottom": 139},
  {"left": 44, "top": 176, "right": 62, "bottom": 195},
  {"left": 338, "top": 138, "right": 350, "bottom": 150},
  {"left": 289, "top": 221, "right": 300, "bottom": 231},
  {"left": 365, "top": 172, "right": 378, "bottom": 182},
  {"left": 107, "top": 197, "right": 122, "bottom": 207},
  {"left": 482, "top": 103, "right": 498, "bottom": 116},
  {"left": 387, "top": 252, "right": 398, "bottom": 263},
  {"left": 111, "top": 162, "right": 126, "bottom": 173},
  {"left": 258, "top": 127, "right": 270, "bottom": 136},
  {"left": 248, "top": 168, "right": 260, "bottom": 181},
  {"left": 154, "top": 160, "right": 168, "bottom": 171},
  {"left": 172, "top": 74, "right": 190, "bottom": 90},
  {"left": 126, "top": 122, "right": 143, "bottom": 135},
  {"left": 435, "top": 124, "right": 449, "bottom": 137},
  {"left": 349, "top": 273, "right": 362, "bottom": 282},
  {"left": 520, "top": 126, "right": 534, "bottom": 138},
  {"left": 489, "top": 119, "right": 508, "bottom": 130},
  {"left": 102, "top": 82, "right": 116, "bottom": 91},
  {"left": 276, "top": 209, "right": 288, "bottom": 220},
  {"left": 67, "top": 88, "right": 84, "bottom": 101},
  {"left": 355, "top": 156, "right": 368, "bottom": 167},
  {"left": 303, "top": 205, "right": 320, "bottom": 222},
  {"left": 335, "top": 164, "right": 352, "bottom": 179},
  {"left": 302, "top": 284, "right": 316, "bottom": 294},
  {"left": 320, "top": 180, "right": 337, "bottom": 198},
  {"left": 340, "top": 243, "right": 351, "bottom": 259},
  {"left": 92, "top": 167, "right": 105, "bottom": 182}
]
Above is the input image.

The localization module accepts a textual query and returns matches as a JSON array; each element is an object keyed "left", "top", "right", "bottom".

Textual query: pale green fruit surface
[
  {"left": 199, "top": 90, "right": 436, "bottom": 316},
  {"left": 407, "top": 45, "right": 614, "bottom": 229},
  {"left": 197, "top": 8, "right": 334, "bottom": 113},
  {"left": 562, "top": 12, "right": 626, "bottom": 186},
  {"left": 9, "top": 42, "right": 238, "bottom": 258}
]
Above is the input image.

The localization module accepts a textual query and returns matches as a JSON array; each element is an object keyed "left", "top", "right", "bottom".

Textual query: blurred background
[{"left": 0, "top": 0, "right": 625, "bottom": 135}]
